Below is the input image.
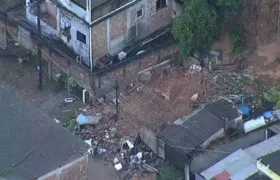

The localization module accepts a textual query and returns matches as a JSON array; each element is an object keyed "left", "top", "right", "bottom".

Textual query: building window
[
  {"left": 156, "top": 0, "right": 167, "bottom": 11},
  {"left": 77, "top": 31, "right": 86, "bottom": 44},
  {"left": 137, "top": 9, "right": 143, "bottom": 18}
]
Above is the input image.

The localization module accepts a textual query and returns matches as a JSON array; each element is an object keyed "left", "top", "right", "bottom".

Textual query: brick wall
[
  {"left": 110, "top": 11, "right": 126, "bottom": 40},
  {"left": 91, "top": 0, "right": 176, "bottom": 60},
  {"left": 129, "top": 0, "right": 173, "bottom": 39},
  {"left": 39, "top": 155, "right": 88, "bottom": 180},
  {"left": 92, "top": 21, "right": 107, "bottom": 59},
  {"left": 100, "top": 43, "right": 179, "bottom": 89},
  {"left": 146, "top": 0, "right": 173, "bottom": 35}
]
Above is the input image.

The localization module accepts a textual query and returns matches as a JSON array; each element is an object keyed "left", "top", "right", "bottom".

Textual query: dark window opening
[
  {"left": 137, "top": 9, "right": 143, "bottom": 17},
  {"left": 156, "top": 0, "right": 167, "bottom": 11},
  {"left": 77, "top": 31, "right": 86, "bottom": 44}
]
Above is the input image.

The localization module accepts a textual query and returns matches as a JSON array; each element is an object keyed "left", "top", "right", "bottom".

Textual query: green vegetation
[
  {"left": 68, "top": 76, "right": 79, "bottom": 91},
  {"left": 157, "top": 164, "right": 183, "bottom": 180},
  {"left": 229, "top": 27, "right": 245, "bottom": 54},
  {"left": 0, "top": 169, "right": 11, "bottom": 178},
  {"left": 172, "top": 0, "right": 242, "bottom": 60},
  {"left": 172, "top": 0, "right": 218, "bottom": 60},
  {"left": 254, "top": 86, "right": 280, "bottom": 109}
]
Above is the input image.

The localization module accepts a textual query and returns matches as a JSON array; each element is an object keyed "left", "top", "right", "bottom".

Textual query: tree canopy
[{"left": 172, "top": 0, "right": 242, "bottom": 58}]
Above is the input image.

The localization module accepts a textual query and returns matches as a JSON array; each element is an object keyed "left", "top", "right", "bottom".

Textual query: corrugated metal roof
[
  {"left": 0, "top": 87, "right": 88, "bottom": 179},
  {"left": 159, "top": 99, "right": 241, "bottom": 155},
  {"left": 201, "top": 134, "right": 280, "bottom": 180},
  {"left": 259, "top": 150, "right": 280, "bottom": 176},
  {"left": 190, "top": 129, "right": 266, "bottom": 173}
]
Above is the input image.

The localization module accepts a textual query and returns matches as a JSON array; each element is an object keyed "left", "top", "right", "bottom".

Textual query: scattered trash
[
  {"left": 110, "top": 127, "right": 117, "bottom": 137},
  {"left": 189, "top": 64, "right": 202, "bottom": 73},
  {"left": 105, "top": 132, "right": 110, "bottom": 139},
  {"left": 64, "top": 98, "right": 75, "bottom": 103},
  {"left": 113, "top": 157, "right": 119, "bottom": 164},
  {"left": 113, "top": 98, "right": 121, "bottom": 105},
  {"left": 122, "top": 140, "right": 134, "bottom": 151},
  {"left": 54, "top": 118, "right": 60, "bottom": 123},
  {"left": 84, "top": 139, "right": 92, "bottom": 146},
  {"left": 161, "top": 92, "right": 170, "bottom": 100},
  {"left": 191, "top": 93, "right": 199, "bottom": 101},
  {"left": 114, "top": 163, "right": 123, "bottom": 171},
  {"left": 76, "top": 113, "right": 103, "bottom": 126},
  {"left": 136, "top": 152, "right": 143, "bottom": 160}
]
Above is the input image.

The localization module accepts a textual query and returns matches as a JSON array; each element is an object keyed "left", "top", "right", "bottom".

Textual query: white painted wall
[
  {"left": 59, "top": 0, "right": 89, "bottom": 22},
  {"left": 26, "top": 6, "right": 57, "bottom": 36},
  {"left": 58, "top": 10, "right": 90, "bottom": 66}
]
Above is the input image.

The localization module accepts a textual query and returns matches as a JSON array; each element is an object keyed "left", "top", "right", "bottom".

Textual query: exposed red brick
[{"left": 110, "top": 11, "right": 126, "bottom": 40}]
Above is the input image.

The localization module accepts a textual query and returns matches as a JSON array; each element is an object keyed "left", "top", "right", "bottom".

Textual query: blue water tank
[{"left": 236, "top": 104, "right": 251, "bottom": 116}]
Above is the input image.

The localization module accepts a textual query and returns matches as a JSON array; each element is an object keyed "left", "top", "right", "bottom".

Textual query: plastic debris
[
  {"left": 189, "top": 64, "right": 202, "bottom": 73},
  {"left": 76, "top": 113, "right": 103, "bottom": 126},
  {"left": 84, "top": 139, "right": 92, "bottom": 146},
  {"left": 191, "top": 93, "right": 199, "bottom": 101},
  {"left": 114, "top": 163, "right": 123, "bottom": 171},
  {"left": 122, "top": 140, "right": 134, "bottom": 150},
  {"left": 136, "top": 152, "right": 143, "bottom": 160},
  {"left": 113, "top": 157, "right": 119, "bottom": 164},
  {"left": 64, "top": 98, "right": 75, "bottom": 103},
  {"left": 54, "top": 118, "right": 60, "bottom": 123}
]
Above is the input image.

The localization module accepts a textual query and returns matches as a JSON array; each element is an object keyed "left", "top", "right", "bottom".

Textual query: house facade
[{"left": 25, "top": 0, "right": 182, "bottom": 70}]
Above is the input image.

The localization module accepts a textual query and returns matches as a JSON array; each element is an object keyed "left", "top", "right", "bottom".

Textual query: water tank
[{"left": 244, "top": 116, "right": 266, "bottom": 134}]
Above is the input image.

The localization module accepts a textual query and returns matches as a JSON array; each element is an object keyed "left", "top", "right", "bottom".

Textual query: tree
[
  {"left": 172, "top": 0, "right": 242, "bottom": 61},
  {"left": 172, "top": 0, "right": 218, "bottom": 61},
  {"left": 213, "top": 0, "right": 242, "bottom": 23}
]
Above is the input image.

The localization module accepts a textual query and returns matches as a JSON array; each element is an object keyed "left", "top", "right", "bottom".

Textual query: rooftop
[
  {"left": 259, "top": 149, "right": 280, "bottom": 175},
  {"left": 70, "top": 0, "right": 135, "bottom": 21},
  {"left": 71, "top": 0, "right": 111, "bottom": 10},
  {"left": 246, "top": 172, "right": 271, "bottom": 180},
  {"left": 159, "top": 98, "right": 241, "bottom": 155},
  {"left": 201, "top": 134, "right": 280, "bottom": 180},
  {"left": 0, "top": 87, "right": 88, "bottom": 179},
  {"left": 190, "top": 128, "right": 266, "bottom": 173}
]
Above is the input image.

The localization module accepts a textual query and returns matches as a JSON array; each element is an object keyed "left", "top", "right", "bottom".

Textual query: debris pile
[
  {"left": 212, "top": 72, "right": 254, "bottom": 96},
  {"left": 85, "top": 134, "right": 161, "bottom": 179}
]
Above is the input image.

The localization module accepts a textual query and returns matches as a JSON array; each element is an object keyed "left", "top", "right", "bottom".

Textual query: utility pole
[
  {"left": 115, "top": 80, "right": 119, "bottom": 122},
  {"left": 37, "top": 0, "right": 42, "bottom": 91}
]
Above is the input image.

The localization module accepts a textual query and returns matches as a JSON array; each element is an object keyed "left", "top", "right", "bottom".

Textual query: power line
[{"left": 0, "top": 4, "right": 269, "bottom": 179}]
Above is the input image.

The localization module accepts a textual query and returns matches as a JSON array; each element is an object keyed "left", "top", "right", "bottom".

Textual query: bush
[
  {"left": 229, "top": 28, "right": 245, "bottom": 54},
  {"left": 157, "top": 164, "right": 183, "bottom": 180}
]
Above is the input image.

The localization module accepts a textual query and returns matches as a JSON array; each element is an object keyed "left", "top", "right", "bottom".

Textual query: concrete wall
[
  {"left": 26, "top": 0, "right": 57, "bottom": 36},
  {"left": 61, "top": 0, "right": 89, "bottom": 22},
  {"left": 91, "top": 0, "right": 178, "bottom": 62},
  {"left": 67, "top": 14, "right": 90, "bottom": 66},
  {"left": 140, "top": 127, "right": 158, "bottom": 154},
  {"left": 38, "top": 155, "right": 88, "bottom": 180}
]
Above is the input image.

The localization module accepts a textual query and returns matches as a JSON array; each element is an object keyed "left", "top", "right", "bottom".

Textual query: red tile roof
[{"left": 215, "top": 170, "right": 230, "bottom": 180}]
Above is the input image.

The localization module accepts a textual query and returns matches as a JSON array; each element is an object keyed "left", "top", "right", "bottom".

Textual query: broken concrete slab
[{"left": 139, "top": 71, "right": 152, "bottom": 82}]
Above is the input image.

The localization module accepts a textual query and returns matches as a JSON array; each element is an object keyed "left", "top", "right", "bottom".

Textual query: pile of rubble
[
  {"left": 85, "top": 135, "right": 161, "bottom": 179},
  {"left": 211, "top": 72, "right": 254, "bottom": 97},
  {"left": 69, "top": 105, "right": 160, "bottom": 179}
]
